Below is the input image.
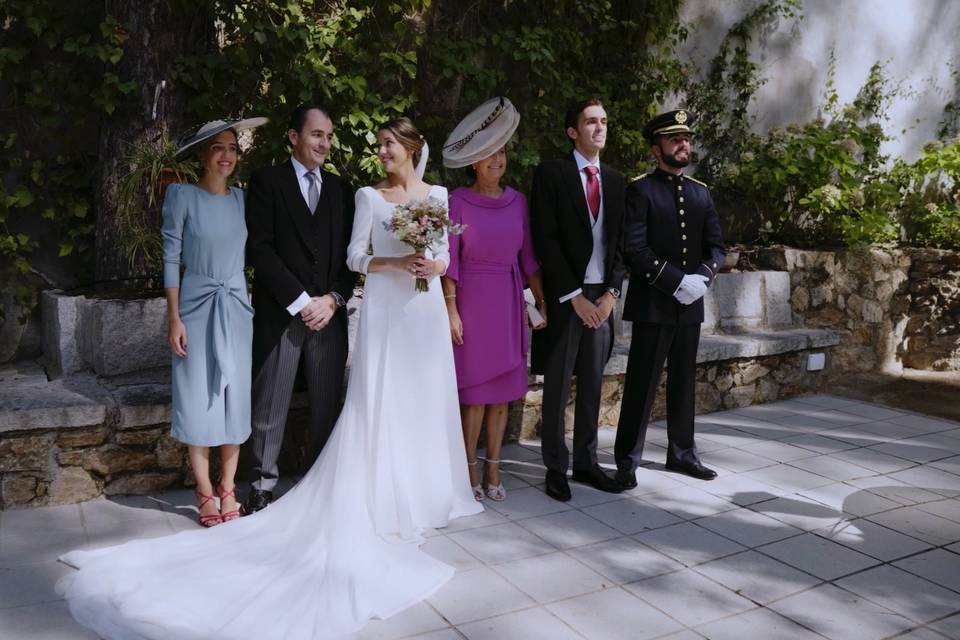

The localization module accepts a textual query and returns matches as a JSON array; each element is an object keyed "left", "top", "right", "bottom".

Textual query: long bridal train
[{"left": 56, "top": 183, "right": 482, "bottom": 640}]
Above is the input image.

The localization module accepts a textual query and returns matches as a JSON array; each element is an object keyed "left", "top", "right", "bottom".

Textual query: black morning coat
[
  {"left": 529, "top": 152, "right": 627, "bottom": 374},
  {"left": 622, "top": 168, "right": 725, "bottom": 326},
  {"left": 245, "top": 160, "right": 357, "bottom": 376}
]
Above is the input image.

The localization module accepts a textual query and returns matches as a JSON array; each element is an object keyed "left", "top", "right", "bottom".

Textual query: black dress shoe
[
  {"left": 571, "top": 465, "right": 623, "bottom": 493},
  {"left": 614, "top": 468, "right": 638, "bottom": 490},
  {"left": 244, "top": 489, "right": 274, "bottom": 514},
  {"left": 665, "top": 459, "right": 718, "bottom": 481},
  {"left": 544, "top": 470, "right": 572, "bottom": 502}
]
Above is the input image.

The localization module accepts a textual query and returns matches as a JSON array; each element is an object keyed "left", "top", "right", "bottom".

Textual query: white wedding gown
[{"left": 57, "top": 184, "right": 483, "bottom": 639}]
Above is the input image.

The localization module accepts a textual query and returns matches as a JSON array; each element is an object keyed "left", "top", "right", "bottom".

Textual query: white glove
[{"left": 674, "top": 274, "right": 709, "bottom": 305}]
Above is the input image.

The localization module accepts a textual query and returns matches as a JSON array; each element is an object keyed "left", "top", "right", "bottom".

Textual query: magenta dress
[{"left": 447, "top": 186, "right": 540, "bottom": 405}]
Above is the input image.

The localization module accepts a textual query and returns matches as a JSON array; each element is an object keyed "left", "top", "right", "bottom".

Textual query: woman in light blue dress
[{"left": 162, "top": 118, "right": 265, "bottom": 526}]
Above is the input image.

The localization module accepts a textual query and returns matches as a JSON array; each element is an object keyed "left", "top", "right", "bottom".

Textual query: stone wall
[
  {"left": 900, "top": 249, "right": 960, "bottom": 371},
  {"left": 514, "top": 349, "right": 830, "bottom": 441},
  {"left": 742, "top": 246, "right": 960, "bottom": 375}
]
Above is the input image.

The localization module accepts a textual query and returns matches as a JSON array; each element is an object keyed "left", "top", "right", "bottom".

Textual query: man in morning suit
[
  {"left": 244, "top": 104, "right": 356, "bottom": 513},
  {"left": 614, "top": 109, "right": 725, "bottom": 488},
  {"left": 530, "top": 99, "right": 627, "bottom": 502}
]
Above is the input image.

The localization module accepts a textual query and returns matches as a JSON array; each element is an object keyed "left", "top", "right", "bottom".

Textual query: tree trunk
[{"left": 93, "top": 0, "right": 214, "bottom": 291}]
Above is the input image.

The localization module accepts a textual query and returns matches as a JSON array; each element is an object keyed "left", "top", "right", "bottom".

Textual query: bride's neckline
[{"left": 370, "top": 184, "right": 436, "bottom": 206}]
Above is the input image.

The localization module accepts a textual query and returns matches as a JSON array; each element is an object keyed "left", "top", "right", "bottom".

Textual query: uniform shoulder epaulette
[
  {"left": 630, "top": 173, "right": 650, "bottom": 183},
  {"left": 685, "top": 175, "right": 709, "bottom": 188}
]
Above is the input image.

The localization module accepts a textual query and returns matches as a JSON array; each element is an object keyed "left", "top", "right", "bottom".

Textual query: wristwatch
[
  {"left": 607, "top": 288, "right": 621, "bottom": 299},
  {"left": 330, "top": 292, "right": 346, "bottom": 308}
]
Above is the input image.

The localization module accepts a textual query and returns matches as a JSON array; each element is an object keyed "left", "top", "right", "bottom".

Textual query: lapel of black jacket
[
  {"left": 562, "top": 152, "right": 593, "bottom": 235},
  {"left": 281, "top": 159, "right": 321, "bottom": 258}
]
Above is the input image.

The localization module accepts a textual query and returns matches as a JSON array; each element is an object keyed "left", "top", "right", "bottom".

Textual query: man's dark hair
[
  {"left": 288, "top": 104, "right": 333, "bottom": 134},
  {"left": 564, "top": 98, "right": 604, "bottom": 131}
]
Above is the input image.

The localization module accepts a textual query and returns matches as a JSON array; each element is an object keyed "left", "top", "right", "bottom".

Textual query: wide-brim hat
[
  {"left": 643, "top": 109, "right": 696, "bottom": 142},
  {"left": 442, "top": 97, "right": 520, "bottom": 168},
  {"left": 175, "top": 117, "right": 269, "bottom": 159}
]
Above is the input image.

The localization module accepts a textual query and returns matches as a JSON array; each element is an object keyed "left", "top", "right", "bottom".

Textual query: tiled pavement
[{"left": 1, "top": 394, "right": 959, "bottom": 639}]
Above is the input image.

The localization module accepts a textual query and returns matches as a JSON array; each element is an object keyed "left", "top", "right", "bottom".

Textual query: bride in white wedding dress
[{"left": 56, "top": 118, "right": 483, "bottom": 640}]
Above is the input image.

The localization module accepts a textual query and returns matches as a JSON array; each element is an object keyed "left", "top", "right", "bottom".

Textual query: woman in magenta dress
[{"left": 441, "top": 98, "right": 547, "bottom": 502}]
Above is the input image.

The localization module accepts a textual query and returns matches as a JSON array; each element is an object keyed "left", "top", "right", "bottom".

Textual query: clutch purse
[{"left": 524, "top": 289, "right": 545, "bottom": 327}]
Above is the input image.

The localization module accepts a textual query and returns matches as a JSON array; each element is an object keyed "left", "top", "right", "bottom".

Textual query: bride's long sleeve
[{"left": 346, "top": 188, "right": 374, "bottom": 274}]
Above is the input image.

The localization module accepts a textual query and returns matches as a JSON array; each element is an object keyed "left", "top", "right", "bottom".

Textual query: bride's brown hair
[{"left": 379, "top": 117, "right": 424, "bottom": 167}]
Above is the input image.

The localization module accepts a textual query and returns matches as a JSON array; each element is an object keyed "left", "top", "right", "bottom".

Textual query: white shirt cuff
[
  {"left": 286, "top": 291, "right": 311, "bottom": 316},
  {"left": 559, "top": 288, "right": 583, "bottom": 303}
]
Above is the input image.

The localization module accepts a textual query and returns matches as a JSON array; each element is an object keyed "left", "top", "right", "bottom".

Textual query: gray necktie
[{"left": 305, "top": 171, "right": 320, "bottom": 213}]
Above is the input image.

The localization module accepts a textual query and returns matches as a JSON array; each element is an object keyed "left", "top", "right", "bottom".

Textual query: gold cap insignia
[{"left": 675, "top": 111, "right": 688, "bottom": 124}]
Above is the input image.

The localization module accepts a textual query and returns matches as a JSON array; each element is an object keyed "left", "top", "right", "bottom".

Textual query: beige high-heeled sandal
[
  {"left": 468, "top": 459, "right": 484, "bottom": 501},
  {"left": 483, "top": 458, "right": 506, "bottom": 502}
]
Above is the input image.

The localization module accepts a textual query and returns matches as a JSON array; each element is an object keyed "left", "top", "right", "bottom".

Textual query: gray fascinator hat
[
  {"left": 175, "top": 116, "right": 269, "bottom": 159},
  {"left": 441, "top": 97, "right": 520, "bottom": 169}
]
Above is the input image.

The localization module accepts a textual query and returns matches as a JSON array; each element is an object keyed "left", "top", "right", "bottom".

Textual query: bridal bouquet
[{"left": 383, "top": 196, "right": 466, "bottom": 292}]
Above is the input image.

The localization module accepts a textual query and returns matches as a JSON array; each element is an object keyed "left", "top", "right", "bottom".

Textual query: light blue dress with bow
[{"left": 162, "top": 183, "right": 253, "bottom": 446}]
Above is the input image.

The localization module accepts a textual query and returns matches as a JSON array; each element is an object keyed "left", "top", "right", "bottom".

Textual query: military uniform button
[
  {"left": 682, "top": 260, "right": 687, "bottom": 266},
  {"left": 713, "top": 263, "right": 717, "bottom": 268},
  {"left": 681, "top": 222, "right": 686, "bottom": 228},
  {"left": 678, "top": 185, "right": 683, "bottom": 191},
  {"left": 682, "top": 248, "right": 688, "bottom": 253},
  {"left": 682, "top": 235, "right": 687, "bottom": 240},
  {"left": 646, "top": 273, "right": 651, "bottom": 278},
  {"left": 679, "top": 197, "right": 684, "bottom": 203},
  {"left": 679, "top": 209, "right": 685, "bottom": 215},
  {"left": 654, "top": 259, "right": 659, "bottom": 265}
]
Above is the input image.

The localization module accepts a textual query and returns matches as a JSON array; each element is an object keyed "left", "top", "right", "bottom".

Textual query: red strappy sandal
[
  {"left": 218, "top": 484, "right": 241, "bottom": 522},
  {"left": 196, "top": 490, "right": 223, "bottom": 528}
]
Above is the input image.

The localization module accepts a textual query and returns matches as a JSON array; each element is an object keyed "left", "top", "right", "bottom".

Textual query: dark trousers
[
  {"left": 541, "top": 284, "right": 612, "bottom": 475},
  {"left": 615, "top": 322, "right": 701, "bottom": 472},
  {"left": 249, "top": 316, "right": 347, "bottom": 491}
]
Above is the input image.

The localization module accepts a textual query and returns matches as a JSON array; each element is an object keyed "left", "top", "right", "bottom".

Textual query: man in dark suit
[
  {"left": 614, "top": 109, "right": 725, "bottom": 488},
  {"left": 244, "top": 104, "right": 356, "bottom": 513},
  {"left": 530, "top": 98, "right": 626, "bottom": 502}
]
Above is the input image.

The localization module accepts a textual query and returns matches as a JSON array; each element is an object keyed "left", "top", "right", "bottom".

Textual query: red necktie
[{"left": 584, "top": 165, "right": 600, "bottom": 220}]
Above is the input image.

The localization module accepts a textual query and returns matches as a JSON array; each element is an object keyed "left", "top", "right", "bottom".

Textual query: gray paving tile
[
  {"left": 546, "top": 588, "right": 683, "bottom": 640},
  {"left": 741, "top": 464, "right": 835, "bottom": 493},
  {"left": 458, "top": 607, "right": 582, "bottom": 640},
  {"left": 849, "top": 477, "right": 949, "bottom": 506},
  {"left": 885, "top": 413, "right": 960, "bottom": 434},
  {"left": 486, "top": 486, "right": 573, "bottom": 520},
  {"left": 693, "top": 550, "right": 821, "bottom": 604},
  {"left": 774, "top": 412, "right": 848, "bottom": 432},
  {"left": 793, "top": 394, "right": 861, "bottom": 409},
  {"left": 788, "top": 455, "right": 877, "bottom": 482},
  {"left": 916, "top": 498, "right": 960, "bottom": 524},
  {"left": 516, "top": 510, "right": 619, "bottom": 549},
  {"left": 813, "top": 518, "right": 934, "bottom": 561},
  {"left": 893, "top": 549, "right": 960, "bottom": 593},
  {"left": 757, "top": 532, "right": 879, "bottom": 580},
  {"left": 693, "top": 473, "right": 790, "bottom": 507},
  {"left": 869, "top": 439, "right": 958, "bottom": 464},
  {"left": 867, "top": 506, "right": 960, "bottom": 546},
  {"left": 836, "top": 565, "right": 960, "bottom": 624},
  {"left": 447, "top": 522, "right": 555, "bottom": 565},
  {"left": 624, "top": 568, "right": 756, "bottom": 626},
  {"left": 748, "top": 494, "right": 847, "bottom": 531},
  {"left": 781, "top": 433, "right": 859, "bottom": 455},
  {"left": 567, "top": 537, "right": 684, "bottom": 585},
  {"left": 427, "top": 567, "right": 534, "bottom": 625},
  {"left": 694, "top": 607, "right": 824, "bottom": 640},
  {"left": 694, "top": 507, "right": 803, "bottom": 548},
  {"left": 887, "top": 466, "right": 960, "bottom": 497},
  {"left": 833, "top": 448, "right": 919, "bottom": 474},
  {"left": 406, "top": 630, "right": 464, "bottom": 640},
  {"left": 580, "top": 498, "right": 683, "bottom": 535},
  {"left": 492, "top": 551, "right": 610, "bottom": 603},
  {"left": 836, "top": 403, "right": 908, "bottom": 421},
  {"left": 0, "top": 529, "right": 88, "bottom": 568},
  {"left": 625, "top": 468, "right": 706, "bottom": 498},
  {"left": 768, "top": 583, "right": 915, "bottom": 640},
  {"left": 0, "top": 562, "right": 72, "bottom": 609},
  {"left": 633, "top": 522, "right": 746, "bottom": 567},
  {"left": 706, "top": 447, "right": 777, "bottom": 473},
  {"left": 354, "top": 602, "right": 450, "bottom": 640},
  {"left": 927, "top": 613, "right": 960, "bottom": 638},
  {"left": 798, "top": 482, "right": 901, "bottom": 517},
  {"left": 440, "top": 507, "right": 509, "bottom": 533},
  {"left": 893, "top": 628, "right": 952, "bottom": 640},
  {"left": 0, "top": 504, "right": 83, "bottom": 535},
  {"left": 0, "top": 600, "right": 99, "bottom": 639},
  {"left": 420, "top": 536, "right": 483, "bottom": 572},
  {"left": 930, "top": 455, "right": 960, "bottom": 477},
  {"left": 847, "top": 420, "right": 936, "bottom": 441},
  {"left": 639, "top": 486, "right": 739, "bottom": 520},
  {"left": 740, "top": 440, "right": 820, "bottom": 463},
  {"left": 82, "top": 514, "right": 175, "bottom": 550}
]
